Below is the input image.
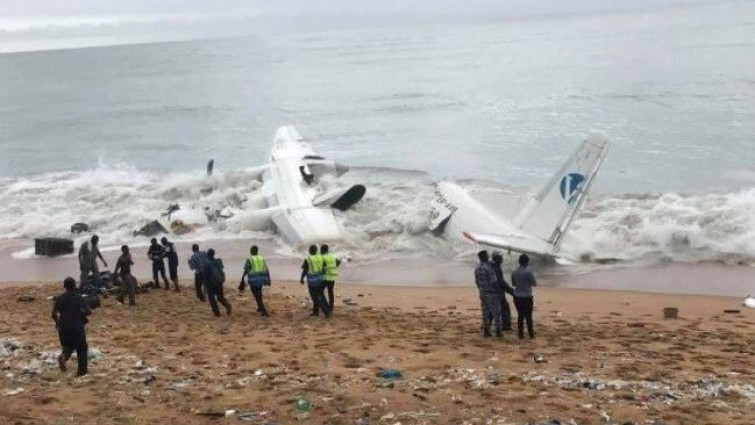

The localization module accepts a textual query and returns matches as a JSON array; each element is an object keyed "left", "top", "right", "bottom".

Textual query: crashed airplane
[
  {"left": 242, "top": 126, "right": 366, "bottom": 245},
  {"left": 429, "top": 133, "right": 610, "bottom": 260}
]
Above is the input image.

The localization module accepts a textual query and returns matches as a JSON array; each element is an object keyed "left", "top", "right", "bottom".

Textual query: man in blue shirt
[
  {"left": 188, "top": 244, "right": 212, "bottom": 302},
  {"left": 511, "top": 254, "right": 537, "bottom": 339}
]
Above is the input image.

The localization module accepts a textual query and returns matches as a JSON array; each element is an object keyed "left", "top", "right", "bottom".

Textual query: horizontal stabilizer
[
  {"left": 313, "top": 185, "right": 367, "bottom": 211},
  {"left": 331, "top": 185, "right": 366, "bottom": 211},
  {"left": 463, "top": 231, "right": 557, "bottom": 258}
]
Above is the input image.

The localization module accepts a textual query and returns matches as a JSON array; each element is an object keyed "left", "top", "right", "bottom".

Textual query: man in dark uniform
[
  {"left": 188, "top": 244, "right": 211, "bottom": 302},
  {"left": 161, "top": 237, "right": 180, "bottom": 291},
  {"left": 205, "top": 249, "right": 232, "bottom": 317},
  {"left": 114, "top": 245, "right": 137, "bottom": 306},
  {"left": 51, "top": 277, "right": 91, "bottom": 376},
  {"left": 147, "top": 238, "right": 170, "bottom": 290},
  {"left": 491, "top": 251, "right": 514, "bottom": 331},
  {"left": 239, "top": 245, "right": 270, "bottom": 316},
  {"left": 474, "top": 250, "right": 502, "bottom": 338},
  {"left": 299, "top": 245, "right": 330, "bottom": 318}
]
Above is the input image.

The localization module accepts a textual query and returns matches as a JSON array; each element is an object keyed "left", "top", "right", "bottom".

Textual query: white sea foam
[{"left": 2, "top": 163, "right": 755, "bottom": 266}]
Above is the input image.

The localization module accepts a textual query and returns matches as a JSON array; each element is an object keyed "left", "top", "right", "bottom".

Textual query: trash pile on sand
[
  {"left": 1, "top": 337, "right": 106, "bottom": 390},
  {"left": 523, "top": 371, "right": 755, "bottom": 406}
]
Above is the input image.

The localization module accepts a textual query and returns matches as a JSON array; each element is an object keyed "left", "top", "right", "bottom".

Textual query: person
[
  {"left": 320, "top": 244, "right": 341, "bottom": 312},
  {"left": 188, "top": 244, "right": 211, "bottom": 302},
  {"left": 161, "top": 237, "right": 180, "bottom": 291},
  {"left": 78, "top": 235, "right": 107, "bottom": 287},
  {"left": 491, "top": 251, "right": 514, "bottom": 331},
  {"left": 114, "top": 245, "right": 137, "bottom": 306},
  {"left": 299, "top": 245, "right": 331, "bottom": 318},
  {"left": 511, "top": 253, "right": 537, "bottom": 339},
  {"left": 474, "top": 250, "right": 502, "bottom": 338},
  {"left": 147, "top": 238, "right": 170, "bottom": 290},
  {"left": 239, "top": 245, "right": 270, "bottom": 316},
  {"left": 205, "top": 249, "right": 232, "bottom": 317},
  {"left": 51, "top": 277, "right": 91, "bottom": 376}
]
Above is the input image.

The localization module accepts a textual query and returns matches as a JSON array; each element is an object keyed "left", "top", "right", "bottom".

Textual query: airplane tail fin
[{"left": 514, "top": 133, "right": 609, "bottom": 249}]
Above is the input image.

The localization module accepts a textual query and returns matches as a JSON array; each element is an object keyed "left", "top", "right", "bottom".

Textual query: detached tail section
[
  {"left": 515, "top": 133, "right": 609, "bottom": 249},
  {"left": 462, "top": 133, "right": 609, "bottom": 258}
]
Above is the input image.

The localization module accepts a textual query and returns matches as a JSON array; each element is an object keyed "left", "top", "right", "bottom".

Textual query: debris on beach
[
  {"left": 170, "top": 220, "right": 195, "bottom": 235},
  {"left": 380, "top": 369, "right": 403, "bottom": 379},
  {"left": 662, "top": 307, "right": 679, "bottom": 319},
  {"left": 2, "top": 387, "right": 24, "bottom": 396},
  {"left": 70, "top": 223, "right": 90, "bottom": 234},
  {"left": 294, "top": 396, "right": 311, "bottom": 412},
  {"left": 522, "top": 372, "right": 755, "bottom": 405},
  {"left": 0, "top": 338, "right": 21, "bottom": 357},
  {"left": 133, "top": 220, "right": 168, "bottom": 237}
]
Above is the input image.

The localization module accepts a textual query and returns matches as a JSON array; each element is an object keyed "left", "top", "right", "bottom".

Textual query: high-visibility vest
[
  {"left": 248, "top": 255, "right": 267, "bottom": 274},
  {"left": 322, "top": 253, "right": 339, "bottom": 281},
  {"left": 306, "top": 254, "right": 324, "bottom": 274}
]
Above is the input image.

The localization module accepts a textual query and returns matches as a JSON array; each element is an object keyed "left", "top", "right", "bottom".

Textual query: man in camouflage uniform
[{"left": 474, "top": 250, "right": 502, "bottom": 338}]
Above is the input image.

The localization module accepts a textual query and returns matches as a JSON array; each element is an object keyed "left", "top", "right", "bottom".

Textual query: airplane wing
[{"left": 462, "top": 231, "right": 558, "bottom": 259}]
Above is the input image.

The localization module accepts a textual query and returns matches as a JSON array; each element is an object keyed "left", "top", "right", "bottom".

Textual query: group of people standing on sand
[
  {"left": 77, "top": 234, "right": 180, "bottom": 306},
  {"left": 53, "top": 235, "right": 345, "bottom": 376},
  {"left": 474, "top": 250, "right": 536, "bottom": 340}
]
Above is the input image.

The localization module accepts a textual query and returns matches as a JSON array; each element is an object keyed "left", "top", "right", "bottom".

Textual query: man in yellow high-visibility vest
[
  {"left": 320, "top": 244, "right": 342, "bottom": 312},
  {"left": 239, "top": 245, "right": 270, "bottom": 316},
  {"left": 299, "top": 244, "right": 331, "bottom": 318}
]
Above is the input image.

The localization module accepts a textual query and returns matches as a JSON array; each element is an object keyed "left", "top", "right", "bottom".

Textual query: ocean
[{"left": 1, "top": 1, "right": 754, "bottom": 275}]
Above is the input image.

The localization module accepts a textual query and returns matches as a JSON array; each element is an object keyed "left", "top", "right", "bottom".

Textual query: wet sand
[
  {"left": 2, "top": 238, "right": 755, "bottom": 297},
  {"left": 1, "top": 281, "right": 753, "bottom": 425}
]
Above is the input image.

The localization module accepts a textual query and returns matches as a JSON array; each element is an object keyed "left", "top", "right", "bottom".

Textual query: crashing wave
[{"left": 2, "top": 163, "right": 755, "bottom": 265}]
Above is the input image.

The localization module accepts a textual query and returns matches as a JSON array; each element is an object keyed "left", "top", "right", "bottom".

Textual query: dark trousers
[
  {"left": 308, "top": 283, "right": 330, "bottom": 316},
  {"left": 168, "top": 258, "right": 179, "bottom": 287},
  {"left": 500, "top": 295, "right": 512, "bottom": 330},
  {"left": 514, "top": 296, "right": 535, "bottom": 338},
  {"left": 480, "top": 292, "right": 502, "bottom": 334},
  {"left": 116, "top": 274, "right": 136, "bottom": 305},
  {"left": 324, "top": 280, "right": 335, "bottom": 310},
  {"left": 487, "top": 293, "right": 513, "bottom": 331},
  {"left": 59, "top": 327, "right": 88, "bottom": 376},
  {"left": 152, "top": 260, "right": 169, "bottom": 288},
  {"left": 250, "top": 286, "right": 267, "bottom": 314},
  {"left": 207, "top": 284, "right": 231, "bottom": 317},
  {"left": 194, "top": 273, "right": 206, "bottom": 302},
  {"left": 79, "top": 262, "right": 99, "bottom": 288}
]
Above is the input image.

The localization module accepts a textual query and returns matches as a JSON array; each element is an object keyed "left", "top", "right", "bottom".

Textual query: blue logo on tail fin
[{"left": 559, "top": 173, "right": 585, "bottom": 203}]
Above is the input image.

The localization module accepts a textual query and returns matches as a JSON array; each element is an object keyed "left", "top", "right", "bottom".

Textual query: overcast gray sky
[{"left": 0, "top": 0, "right": 718, "bottom": 52}]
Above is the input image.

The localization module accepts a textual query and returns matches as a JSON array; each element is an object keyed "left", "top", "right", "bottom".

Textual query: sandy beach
[{"left": 1, "top": 280, "right": 753, "bottom": 425}]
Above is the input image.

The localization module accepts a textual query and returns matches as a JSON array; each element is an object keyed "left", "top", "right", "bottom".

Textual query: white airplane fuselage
[
  {"left": 433, "top": 181, "right": 557, "bottom": 257},
  {"left": 260, "top": 126, "right": 348, "bottom": 245}
]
